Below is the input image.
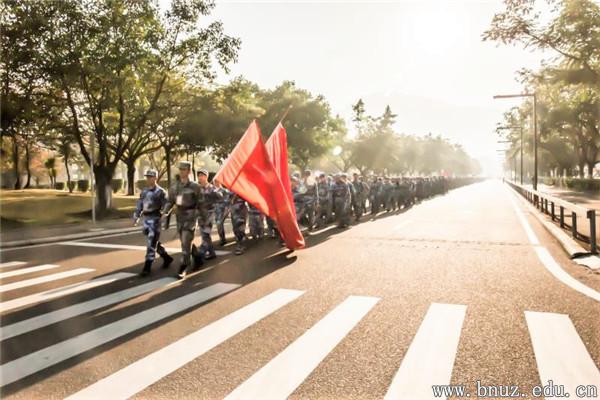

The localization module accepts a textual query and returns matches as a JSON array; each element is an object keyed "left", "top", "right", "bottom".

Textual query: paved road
[{"left": 1, "top": 180, "right": 599, "bottom": 399}]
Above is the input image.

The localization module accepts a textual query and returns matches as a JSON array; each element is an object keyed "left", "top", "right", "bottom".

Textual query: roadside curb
[
  {"left": 510, "top": 188, "right": 600, "bottom": 271},
  {"left": 0, "top": 226, "right": 139, "bottom": 249}
]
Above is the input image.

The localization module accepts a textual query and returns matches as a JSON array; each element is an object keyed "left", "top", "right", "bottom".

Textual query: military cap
[
  {"left": 197, "top": 168, "right": 209, "bottom": 177},
  {"left": 319, "top": 173, "right": 326, "bottom": 178},
  {"left": 178, "top": 161, "right": 192, "bottom": 170},
  {"left": 143, "top": 169, "right": 158, "bottom": 177}
]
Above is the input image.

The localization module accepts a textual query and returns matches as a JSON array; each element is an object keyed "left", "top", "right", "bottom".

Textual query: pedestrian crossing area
[{"left": 1, "top": 260, "right": 599, "bottom": 399}]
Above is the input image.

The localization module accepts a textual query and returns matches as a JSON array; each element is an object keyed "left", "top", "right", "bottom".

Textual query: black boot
[
  {"left": 157, "top": 244, "right": 173, "bottom": 269},
  {"left": 160, "top": 253, "right": 174, "bottom": 269},
  {"left": 177, "top": 264, "right": 188, "bottom": 279},
  {"left": 140, "top": 260, "right": 152, "bottom": 277},
  {"left": 191, "top": 244, "right": 204, "bottom": 271}
]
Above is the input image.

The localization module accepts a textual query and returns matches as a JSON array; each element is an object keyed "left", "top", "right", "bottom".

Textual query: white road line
[
  {"left": 0, "top": 261, "right": 26, "bottom": 269},
  {"left": 57, "top": 241, "right": 231, "bottom": 256},
  {"left": 0, "top": 264, "right": 59, "bottom": 279},
  {"left": 0, "top": 268, "right": 94, "bottom": 294},
  {"left": 506, "top": 191, "right": 540, "bottom": 245},
  {"left": 0, "top": 272, "right": 135, "bottom": 313},
  {"left": 58, "top": 241, "right": 181, "bottom": 253},
  {"left": 384, "top": 303, "right": 466, "bottom": 400},
  {"left": 525, "top": 311, "right": 600, "bottom": 399},
  {"left": 65, "top": 288, "right": 304, "bottom": 400},
  {"left": 507, "top": 187, "right": 600, "bottom": 302},
  {"left": 225, "top": 295, "right": 380, "bottom": 400},
  {"left": 0, "top": 282, "right": 239, "bottom": 387},
  {"left": 1, "top": 277, "right": 177, "bottom": 341},
  {"left": 534, "top": 247, "right": 600, "bottom": 302}
]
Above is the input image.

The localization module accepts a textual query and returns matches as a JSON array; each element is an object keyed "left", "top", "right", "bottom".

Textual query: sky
[{"left": 202, "top": 0, "right": 550, "bottom": 176}]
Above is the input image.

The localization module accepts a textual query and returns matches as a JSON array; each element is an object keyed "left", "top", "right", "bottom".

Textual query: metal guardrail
[{"left": 506, "top": 180, "right": 597, "bottom": 254}]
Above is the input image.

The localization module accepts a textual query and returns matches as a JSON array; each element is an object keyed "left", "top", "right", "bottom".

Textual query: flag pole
[{"left": 278, "top": 104, "right": 293, "bottom": 126}]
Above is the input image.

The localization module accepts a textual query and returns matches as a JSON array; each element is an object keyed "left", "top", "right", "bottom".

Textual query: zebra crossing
[{"left": 1, "top": 260, "right": 599, "bottom": 399}]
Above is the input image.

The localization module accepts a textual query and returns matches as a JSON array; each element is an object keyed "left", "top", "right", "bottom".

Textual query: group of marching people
[
  {"left": 132, "top": 160, "right": 450, "bottom": 279},
  {"left": 290, "top": 171, "right": 449, "bottom": 229}
]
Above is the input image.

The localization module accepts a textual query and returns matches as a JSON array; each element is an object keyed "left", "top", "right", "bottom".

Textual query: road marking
[
  {"left": 0, "top": 268, "right": 94, "bottom": 294},
  {"left": 58, "top": 241, "right": 181, "bottom": 253},
  {"left": 57, "top": 241, "right": 231, "bottom": 256},
  {"left": 0, "top": 261, "right": 26, "bottom": 269},
  {"left": 384, "top": 303, "right": 466, "bottom": 400},
  {"left": 0, "top": 277, "right": 177, "bottom": 341},
  {"left": 525, "top": 311, "right": 600, "bottom": 399},
  {"left": 225, "top": 295, "right": 380, "bottom": 400},
  {"left": 0, "top": 282, "right": 239, "bottom": 387},
  {"left": 0, "top": 264, "right": 59, "bottom": 279},
  {"left": 0, "top": 272, "right": 135, "bottom": 313},
  {"left": 534, "top": 247, "right": 600, "bottom": 302},
  {"left": 65, "top": 288, "right": 304, "bottom": 400},
  {"left": 506, "top": 191, "right": 540, "bottom": 245},
  {"left": 507, "top": 188, "right": 600, "bottom": 303}
]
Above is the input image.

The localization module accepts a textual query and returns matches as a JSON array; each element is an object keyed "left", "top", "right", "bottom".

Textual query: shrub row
[{"left": 543, "top": 177, "right": 600, "bottom": 191}]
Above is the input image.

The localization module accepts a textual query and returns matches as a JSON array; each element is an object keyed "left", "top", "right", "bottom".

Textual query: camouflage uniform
[
  {"left": 332, "top": 175, "right": 352, "bottom": 228},
  {"left": 248, "top": 204, "right": 265, "bottom": 239},
  {"left": 164, "top": 165, "right": 205, "bottom": 278},
  {"left": 316, "top": 177, "right": 332, "bottom": 227},
  {"left": 214, "top": 186, "right": 231, "bottom": 245},
  {"left": 198, "top": 176, "right": 222, "bottom": 260},
  {"left": 352, "top": 176, "right": 365, "bottom": 220},
  {"left": 230, "top": 194, "right": 248, "bottom": 255},
  {"left": 133, "top": 170, "right": 173, "bottom": 276}
]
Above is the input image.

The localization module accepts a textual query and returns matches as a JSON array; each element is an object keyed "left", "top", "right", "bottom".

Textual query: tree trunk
[
  {"left": 93, "top": 165, "right": 114, "bottom": 217},
  {"left": 126, "top": 160, "right": 136, "bottom": 196},
  {"left": 588, "top": 161, "right": 596, "bottom": 179},
  {"left": 24, "top": 143, "right": 31, "bottom": 189},
  {"left": 578, "top": 161, "right": 585, "bottom": 178},
  {"left": 12, "top": 136, "right": 20, "bottom": 189},
  {"left": 64, "top": 157, "right": 72, "bottom": 193}
]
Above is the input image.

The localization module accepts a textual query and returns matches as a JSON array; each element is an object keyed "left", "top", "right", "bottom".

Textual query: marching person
[
  {"left": 230, "top": 193, "right": 248, "bottom": 255},
  {"left": 332, "top": 173, "right": 352, "bottom": 228},
  {"left": 214, "top": 181, "right": 231, "bottom": 246},
  {"left": 133, "top": 169, "right": 173, "bottom": 276},
  {"left": 196, "top": 169, "right": 222, "bottom": 260},
  {"left": 163, "top": 161, "right": 204, "bottom": 279}
]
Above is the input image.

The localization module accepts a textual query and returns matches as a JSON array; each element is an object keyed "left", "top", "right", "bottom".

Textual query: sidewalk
[
  {"left": 534, "top": 183, "right": 600, "bottom": 211},
  {"left": 0, "top": 218, "right": 137, "bottom": 248}
]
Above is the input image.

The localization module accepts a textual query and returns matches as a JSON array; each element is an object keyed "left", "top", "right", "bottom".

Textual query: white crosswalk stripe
[
  {"left": 0, "top": 282, "right": 240, "bottom": 386},
  {"left": 0, "top": 268, "right": 94, "bottom": 294},
  {"left": 225, "top": 295, "right": 380, "bottom": 400},
  {"left": 57, "top": 241, "right": 231, "bottom": 256},
  {"left": 0, "top": 264, "right": 59, "bottom": 280},
  {"left": 526, "top": 311, "right": 600, "bottom": 400},
  {"left": 0, "top": 261, "right": 26, "bottom": 269},
  {"left": 0, "top": 272, "right": 135, "bottom": 313},
  {"left": 384, "top": 303, "right": 466, "bottom": 400},
  {"left": 65, "top": 289, "right": 304, "bottom": 400},
  {"left": 1, "top": 277, "right": 178, "bottom": 341}
]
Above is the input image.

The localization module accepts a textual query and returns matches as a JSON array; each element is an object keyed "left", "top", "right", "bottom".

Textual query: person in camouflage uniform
[
  {"left": 163, "top": 161, "right": 204, "bottom": 279},
  {"left": 316, "top": 173, "right": 331, "bottom": 228},
  {"left": 332, "top": 173, "right": 352, "bottom": 228},
  {"left": 369, "top": 177, "right": 383, "bottom": 214},
  {"left": 214, "top": 181, "right": 231, "bottom": 246},
  {"left": 230, "top": 193, "right": 248, "bottom": 255},
  {"left": 133, "top": 169, "right": 173, "bottom": 277},
  {"left": 195, "top": 169, "right": 222, "bottom": 261},
  {"left": 300, "top": 170, "right": 319, "bottom": 230},
  {"left": 248, "top": 204, "right": 265, "bottom": 239}
]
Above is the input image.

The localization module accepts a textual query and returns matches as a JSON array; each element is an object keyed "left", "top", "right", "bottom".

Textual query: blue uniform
[{"left": 134, "top": 185, "right": 168, "bottom": 262}]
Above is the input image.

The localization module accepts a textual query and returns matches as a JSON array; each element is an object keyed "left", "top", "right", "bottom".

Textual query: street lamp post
[{"left": 493, "top": 93, "right": 537, "bottom": 190}]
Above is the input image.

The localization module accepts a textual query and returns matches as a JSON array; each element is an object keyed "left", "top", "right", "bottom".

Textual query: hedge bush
[
  {"left": 55, "top": 182, "right": 65, "bottom": 190},
  {"left": 543, "top": 177, "right": 600, "bottom": 191},
  {"left": 111, "top": 179, "right": 123, "bottom": 193},
  {"left": 77, "top": 179, "right": 89, "bottom": 192}
]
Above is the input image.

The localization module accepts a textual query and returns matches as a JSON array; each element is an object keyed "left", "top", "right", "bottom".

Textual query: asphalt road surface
[{"left": 1, "top": 180, "right": 599, "bottom": 400}]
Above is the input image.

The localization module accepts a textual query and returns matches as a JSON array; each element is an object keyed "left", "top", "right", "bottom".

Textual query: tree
[{"left": 11, "top": 0, "right": 240, "bottom": 214}]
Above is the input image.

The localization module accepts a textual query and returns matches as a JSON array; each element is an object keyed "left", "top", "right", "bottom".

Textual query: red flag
[
  {"left": 214, "top": 121, "right": 305, "bottom": 249},
  {"left": 265, "top": 123, "right": 296, "bottom": 219}
]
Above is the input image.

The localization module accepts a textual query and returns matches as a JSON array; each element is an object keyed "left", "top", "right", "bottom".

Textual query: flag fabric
[
  {"left": 265, "top": 123, "right": 296, "bottom": 220},
  {"left": 213, "top": 120, "right": 305, "bottom": 250}
]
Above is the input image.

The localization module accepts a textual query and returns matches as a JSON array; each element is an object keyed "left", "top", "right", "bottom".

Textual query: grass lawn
[{"left": 0, "top": 189, "right": 137, "bottom": 229}]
